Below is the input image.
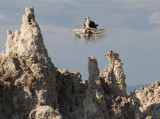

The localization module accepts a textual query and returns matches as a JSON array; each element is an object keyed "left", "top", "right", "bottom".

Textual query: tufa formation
[{"left": 0, "top": 7, "right": 160, "bottom": 119}]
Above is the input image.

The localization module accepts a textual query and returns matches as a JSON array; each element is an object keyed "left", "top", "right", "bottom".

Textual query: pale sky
[{"left": 0, "top": 0, "right": 160, "bottom": 86}]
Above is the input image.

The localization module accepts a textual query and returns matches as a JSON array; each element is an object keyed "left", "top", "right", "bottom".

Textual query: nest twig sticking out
[{"left": 72, "top": 28, "right": 106, "bottom": 42}]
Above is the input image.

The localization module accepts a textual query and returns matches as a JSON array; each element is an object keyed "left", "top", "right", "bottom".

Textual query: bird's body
[{"left": 84, "top": 17, "right": 98, "bottom": 29}]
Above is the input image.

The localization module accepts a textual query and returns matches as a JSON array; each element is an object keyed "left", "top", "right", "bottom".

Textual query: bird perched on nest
[{"left": 84, "top": 17, "right": 98, "bottom": 29}]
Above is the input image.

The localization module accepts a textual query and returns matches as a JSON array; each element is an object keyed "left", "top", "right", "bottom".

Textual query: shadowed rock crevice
[{"left": 56, "top": 69, "right": 86, "bottom": 119}]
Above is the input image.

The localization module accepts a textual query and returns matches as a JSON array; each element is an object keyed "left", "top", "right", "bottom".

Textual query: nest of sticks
[{"left": 72, "top": 28, "right": 106, "bottom": 42}]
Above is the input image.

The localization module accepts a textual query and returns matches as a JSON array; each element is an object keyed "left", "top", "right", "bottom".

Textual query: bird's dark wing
[{"left": 89, "top": 21, "right": 97, "bottom": 28}]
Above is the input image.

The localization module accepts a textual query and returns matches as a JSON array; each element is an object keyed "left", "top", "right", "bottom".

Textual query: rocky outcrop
[
  {"left": 85, "top": 54, "right": 134, "bottom": 119},
  {"left": 100, "top": 51, "right": 127, "bottom": 97},
  {"left": 0, "top": 7, "right": 159, "bottom": 119},
  {"left": 56, "top": 68, "right": 87, "bottom": 119},
  {"left": 0, "top": 7, "right": 60, "bottom": 118},
  {"left": 131, "top": 81, "right": 160, "bottom": 119},
  {"left": 29, "top": 106, "right": 62, "bottom": 119},
  {"left": 83, "top": 56, "right": 109, "bottom": 119}
]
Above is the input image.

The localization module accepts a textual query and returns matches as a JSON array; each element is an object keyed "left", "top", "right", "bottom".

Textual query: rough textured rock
[
  {"left": 83, "top": 56, "right": 109, "bottom": 119},
  {"left": 56, "top": 68, "right": 87, "bottom": 119},
  {"left": 29, "top": 106, "right": 62, "bottom": 119},
  {"left": 100, "top": 51, "right": 127, "bottom": 97},
  {"left": 131, "top": 81, "right": 160, "bottom": 119},
  {"left": 0, "top": 7, "right": 59, "bottom": 118},
  {"left": 0, "top": 7, "right": 160, "bottom": 119}
]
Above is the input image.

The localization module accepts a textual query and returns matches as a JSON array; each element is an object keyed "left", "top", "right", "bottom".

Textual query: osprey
[{"left": 84, "top": 17, "right": 98, "bottom": 29}]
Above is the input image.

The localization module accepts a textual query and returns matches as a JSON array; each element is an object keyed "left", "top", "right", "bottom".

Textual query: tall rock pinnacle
[
  {"left": 83, "top": 56, "right": 109, "bottom": 119},
  {"left": 100, "top": 51, "right": 127, "bottom": 96},
  {"left": 0, "top": 7, "right": 61, "bottom": 119},
  {"left": 6, "top": 7, "right": 47, "bottom": 57},
  {"left": 88, "top": 56, "right": 99, "bottom": 89}
]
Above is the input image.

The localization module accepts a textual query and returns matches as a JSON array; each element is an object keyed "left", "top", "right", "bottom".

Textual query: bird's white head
[{"left": 85, "top": 17, "right": 90, "bottom": 22}]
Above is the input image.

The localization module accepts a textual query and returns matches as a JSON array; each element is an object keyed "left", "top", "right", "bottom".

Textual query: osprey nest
[{"left": 72, "top": 28, "right": 106, "bottom": 42}]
